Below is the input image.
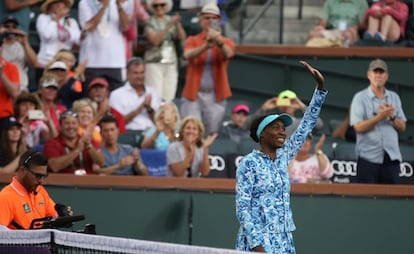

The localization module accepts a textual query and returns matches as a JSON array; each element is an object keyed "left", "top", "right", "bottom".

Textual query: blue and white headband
[{"left": 256, "top": 114, "right": 293, "bottom": 140}]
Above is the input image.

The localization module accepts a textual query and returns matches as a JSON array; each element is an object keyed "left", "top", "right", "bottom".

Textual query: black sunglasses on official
[{"left": 152, "top": 3, "right": 166, "bottom": 8}]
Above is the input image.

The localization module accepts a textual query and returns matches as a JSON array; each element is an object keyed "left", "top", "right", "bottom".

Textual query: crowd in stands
[{"left": 0, "top": 0, "right": 409, "bottom": 185}]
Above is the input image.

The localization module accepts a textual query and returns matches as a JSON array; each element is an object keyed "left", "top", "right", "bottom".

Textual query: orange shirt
[
  {"left": 0, "top": 60, "right": 20, "bottom": 118},
  {"left": 0, "top": 177, "right": 57, "bottom": 230},
  {"left": 182, "top": 32, "right": 235, "bottom": 101},
  {"left": 78, "top": 125, "right": 102, "bottom": 146}
]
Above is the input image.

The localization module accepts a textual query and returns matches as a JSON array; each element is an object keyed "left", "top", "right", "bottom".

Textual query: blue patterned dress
[{"left": 235, "top": 89, "right": 328, "bottom": 253}]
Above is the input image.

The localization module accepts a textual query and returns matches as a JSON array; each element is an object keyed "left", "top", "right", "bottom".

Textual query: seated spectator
[
  {"left": 288, "top": 134, "right": 333, "bottom": 183},
  {"left": 14, "top": 92, "right": 52, "bottom": 147},
  {"left": 36, "top": 73, "right": 66, "bottom": 133},
  {"left": 43, "top": 110, "right": 104, "bottom": 174},
  {"left": 141, "top": 101, "right": 180, "bottom": 150},
  {"left": 36, "top": 0, "right": 81, "bottom": 69},
  {"left": 252, "top": 90, "right": 324, "bottom": 137},
  {"left": 48, "top": 49, "right": 87, "bottom": 97},
  {"left": 218, "top": 103, "right": 250, "bottom": 143},
  {"left": 45, "top": 61, "right": 83, "bottom": 109},
  {"left": 93, "top": 115, "right": 148, "bottom": 175},
  {"left": 1, "top": 16, "right": 37, "bottom": 91},
  {"left": 332, "top": 112, "right": 356, "bottom": 142},
  {"left": 167, "top": 116, "right": 217, "bottom": 177},
  {"left": 109, "top": 57, "right": 162, "bottom": 131},
  {"left": 88, "top": 77, "right": 126, "bottom": 134},
  {"left": 307, "top": 0, "right": 368, "bottom": 47},
  {"left": 0, "top": 116, "right": 27, "bottom": 173},
  {"left": 72, "top": 98, "right": 101, "bottom": 146},
  {"left": 363, "top": 0, "right": 409, "bottom": 43}
]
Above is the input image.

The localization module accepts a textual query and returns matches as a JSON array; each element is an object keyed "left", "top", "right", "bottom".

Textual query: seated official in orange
[{"left": 0, "top": 150, "right": 57, "bottom": 229}]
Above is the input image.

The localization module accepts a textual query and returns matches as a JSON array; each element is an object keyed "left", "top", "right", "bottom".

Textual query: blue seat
[
  {"left": 238, "top": 137, "right": 257, "bottom": 155},
  {"left": 140, "top": 149, "right": 167, "bottom": 177}
]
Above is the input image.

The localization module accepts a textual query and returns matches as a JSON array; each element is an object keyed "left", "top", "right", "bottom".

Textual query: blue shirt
[
  {"left": 101, "top": 144, "right": 135, "bottom": 175},
  {"left": 350, "top": 86, "right": 406, "bottom": 163},
  {"left": 144, "top": 127, "right": 174, "bottom": 151},
  {"left": 235, "top": 88, "right": 327, "bottom": 252}
]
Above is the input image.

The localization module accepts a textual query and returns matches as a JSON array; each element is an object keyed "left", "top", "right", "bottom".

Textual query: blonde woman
[
  {"left": 72, "top": 98, "right": 102, "bottom": 146},
  {"left": 144, "top": 0, "right": 186, "bottom": 102},
  {"left": 166, "top": 116, "right": 217, "bottom": 177},
  {"left": 141, "top": 102, "right": 180, "bottom": 150}
]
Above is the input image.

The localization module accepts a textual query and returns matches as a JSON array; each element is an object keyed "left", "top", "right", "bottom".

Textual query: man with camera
[{"left": 1, "top": 16, "right": 37, "bottom": 92}]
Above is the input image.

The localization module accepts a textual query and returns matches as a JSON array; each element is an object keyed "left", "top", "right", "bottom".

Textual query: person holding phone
[
  {"left": 180, "top": 2, "right": 235, "bottom": 136},
  {"left": 0, "top": 16, "right": 38, "bottom": 91}
]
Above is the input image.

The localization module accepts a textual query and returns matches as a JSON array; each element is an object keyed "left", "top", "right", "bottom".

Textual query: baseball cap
[
  {"left": 0, "top": 116, "right": 22, "bottom": 130},
  {"left": 368, "top": 59, "right": 388, "bottom": 72},
  {"left": 232, "top": 103, "right": 250, "bottom": 114},
  {"left": 256, "top": 113, "right": 293, "bottom": 140},
  {"left": 88, "top": 77, "right": 109, "bottom": 89},
  {"left": 200, "top": 3, "right": 221, "bottom": 16},
  {"left": 277, "top": 90, "right": 297, "bottom": 106},
  {"left": 2, "top": 16, "right": 19, "bottom": 26},
  {"left": 48, "top": 61, "right": 67, "bottom": 71}
]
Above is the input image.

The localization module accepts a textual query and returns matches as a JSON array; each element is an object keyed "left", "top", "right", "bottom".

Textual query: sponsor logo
[
  {"left": 208, "top": 155, "right": 226, "bottom": 171},
  {"left": 332, "top": 160, "right": 357, "bottom": 176},
  {"left": 399, "top": 162, "right": 413, "bottom": 178}
]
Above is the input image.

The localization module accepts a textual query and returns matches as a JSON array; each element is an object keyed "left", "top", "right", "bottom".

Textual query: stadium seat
[
  {"left": 207, "top": 138, "right": 238, "bottom": 178},
  {"left": 238, "top": 137, "right": 258, "bottom": 155},
  {"left": 332, "top": 141, "right": 356, "bottom": 161},
  {"left": 117, "top": 130, "right": 144, "bottom": 148}
]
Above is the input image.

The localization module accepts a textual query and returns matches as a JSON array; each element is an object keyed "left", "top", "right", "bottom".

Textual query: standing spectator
[
  {"left": 0, "top": 116, "right": 27, "bottom": 173},
  {"left": 1, "top": 16, "right": 38, "bottom": 91},
  {"left": 288, "top": 134, "right": 333, "bottom": 183},
  {"left": 72, "top": 98, "right": 102, "bottom": 146},
  {"left": 307, "top": 0, "right": 368, "bottom": 46},
  {"left": 0, "top": 38, "right": 20, "bottom": 119},
  {"left": 43, "top": 110, "right": 104, "bottom": 174},
  {"left": 235, "top": 61, "right": 327, "bottom": 253},
  {"left": 36, "top": 0, "right": 81, "bottom": 71},
  {"left": 144, "top": 0, "right": 186, "bottom": 102},
  {"left": 218, "top": 103, "right": 250, "bottom": 143},
  {"left": 180, "top": 2, "right": 235, "bottom": 135},
  {"left": 88, "top": 77, "right": 126, "bottom": 134},
  {"left": 37, "top": 73, "right": 66, "bottom": 132},
  {"left": 0, "top": 0, "right": 43, "bottom": 33},
  {"left": 141, "top": 101, "right": 180, "bottom": 150},
  {"left": 93, "top": 115, "right": 148, "bottom": 175},
  {"left": 109, "top": 57, "right": 162, "bottom": 131},
  {"left": 363, "top": 0, "right": 408, "bottom": 43},
  {"left": 167, "top": 116, "right": 217, "bottom": 177},
  {"left": 350, "top": 59, "right": 406, "bottom": 184},
  {"left": 125, "top": 0, "right": 149, "bottom": 59},
  {"left": 14, "top": 92, "right": 52, "bottom": 147},
  {"left": 78, "top": 0, "right": 133, "bottom": 91}
]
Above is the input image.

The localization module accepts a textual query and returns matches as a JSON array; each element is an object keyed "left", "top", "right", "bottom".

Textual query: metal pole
[{"left": 279, "top": 0, "right": 284, "bottom": 44}]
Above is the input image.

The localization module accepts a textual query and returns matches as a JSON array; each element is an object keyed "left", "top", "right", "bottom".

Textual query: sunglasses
[
  {"left": 60, "top": 110, "right": 78, "bottom": 120},
  {"left": 26, "top": 167, "right": 49, "bottom": 180},
  {"left": 152, "top": 3, "right": 166, "bottom": 8}
]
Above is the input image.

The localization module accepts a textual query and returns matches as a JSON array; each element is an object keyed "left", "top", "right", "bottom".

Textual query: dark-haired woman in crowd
[{"left": 0, "top": 117, "right": 28, "bottom": 173}]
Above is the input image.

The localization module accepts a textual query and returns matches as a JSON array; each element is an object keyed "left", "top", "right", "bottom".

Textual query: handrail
[
  {"left": 1, "top": 174, "right": 414, "bottom": 197},
  {"left": 239, "top": 0, "right": 283, "bottom": 44}
]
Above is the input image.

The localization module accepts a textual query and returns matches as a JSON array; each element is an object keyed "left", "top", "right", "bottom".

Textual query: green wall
[{"left": 46, "top": 186, "right": 414, "bottom": 254}]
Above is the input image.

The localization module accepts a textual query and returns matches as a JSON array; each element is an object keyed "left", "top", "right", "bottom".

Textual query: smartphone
[
  {"left": 277, "top": 98, "right": 291, "bottom": 106},
  {"left": 210, "top": 20, "right": 220, "bottom": 31},
  {"left": 28, "top": 110, "right": 46, "bottom": 120}
]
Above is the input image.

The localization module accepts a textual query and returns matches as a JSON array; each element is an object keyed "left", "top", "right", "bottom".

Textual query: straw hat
[
  {"left": 41, "top": 0, "right": 74, "bottom": 14},
  {"left": 146, "top": 0, "right": 173, "bottom": 14}
]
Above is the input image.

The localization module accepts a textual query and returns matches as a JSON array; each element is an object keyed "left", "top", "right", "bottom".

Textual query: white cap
[
  {"left": 41, "top": 78, "right": 59, "bottom": 88},
  {"left": 48, "top": 61, "right": 67, "bottom": 71}
]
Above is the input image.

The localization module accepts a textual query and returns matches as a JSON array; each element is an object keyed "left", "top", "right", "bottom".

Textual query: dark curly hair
[{"left": 249, "top": 113, "right": 273, "bottom": 143}]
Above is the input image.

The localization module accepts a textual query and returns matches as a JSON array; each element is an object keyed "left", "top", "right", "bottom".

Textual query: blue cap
[{"left": 256, "top": 114, "right": 293, "bottom": 140}]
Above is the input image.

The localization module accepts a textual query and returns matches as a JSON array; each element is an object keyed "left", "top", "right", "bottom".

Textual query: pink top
[
  {"left": 364, "top": 1, "right": 409, "bottom": 37},
  {"left": 289, "top": 154, "right": 333, "bottom": 183}
]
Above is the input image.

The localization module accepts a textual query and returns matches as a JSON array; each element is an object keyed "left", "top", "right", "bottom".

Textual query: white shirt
[
  {"left": 36, "top": 14, "right": 81, "bottom": 66},
  {"left": 109, "top": 82, "right": 162, "bottom": 131},
  {"left": 78, "top": 0, "right": 133, "bottom": 68}
]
